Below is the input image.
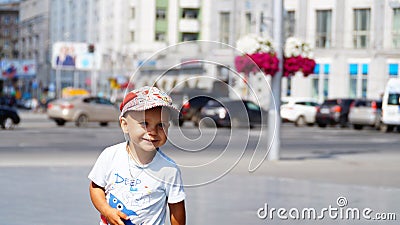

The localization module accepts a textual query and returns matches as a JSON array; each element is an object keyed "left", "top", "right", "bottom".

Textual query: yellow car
[{"left": 47, "top": 96, "right": 120, "bottom": 127}]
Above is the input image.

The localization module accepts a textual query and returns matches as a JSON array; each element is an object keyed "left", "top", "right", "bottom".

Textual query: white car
[{"left": 280, "top": 97, "right": 319, "bottom": 126}]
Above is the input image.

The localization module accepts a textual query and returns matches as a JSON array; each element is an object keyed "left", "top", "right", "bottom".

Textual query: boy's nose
[{"left": 146, "top": 126, "right": 158, "bottom": 135}]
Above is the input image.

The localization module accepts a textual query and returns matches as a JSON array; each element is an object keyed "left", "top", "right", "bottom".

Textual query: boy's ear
[{"left": 120, "top": 117, "right": 128, "bottom": 132}]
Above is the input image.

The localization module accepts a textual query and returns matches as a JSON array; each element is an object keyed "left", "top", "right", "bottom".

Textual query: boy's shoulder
[
  {"left": 154, "top": 149, "right": 180, "bottom": 170},
  {"left": 100, "top": 142, "right": 126, "bottom": 158}
]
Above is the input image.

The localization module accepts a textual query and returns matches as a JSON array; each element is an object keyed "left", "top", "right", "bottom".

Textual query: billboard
[
  {"left": 1, "top": 59, "right": 36, "bottom": 78},
  {"left": 52, "top": 42, "right": 100, "bottom": 70}
]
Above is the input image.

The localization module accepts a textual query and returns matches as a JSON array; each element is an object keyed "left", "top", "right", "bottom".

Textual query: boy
[{"left": 88, "top": 86, "right": 186, "bottom": 225}]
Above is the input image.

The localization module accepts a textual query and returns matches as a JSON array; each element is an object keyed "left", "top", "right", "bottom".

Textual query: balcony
[
  {"left": 180, "top": 0, "right": 200, "bottom": 8},
  {"left": 179, "top": 19, "right": 200, "bottom": 33}
]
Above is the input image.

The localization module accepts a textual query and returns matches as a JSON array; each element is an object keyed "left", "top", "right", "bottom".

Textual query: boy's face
[{"left": 120, "top": 107, "right": 170, "bottom": 152}]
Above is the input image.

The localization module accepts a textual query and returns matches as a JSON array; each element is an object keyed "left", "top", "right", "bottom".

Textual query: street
[{"left": 0, "top": 112, "right": 399, "bottom": 225}]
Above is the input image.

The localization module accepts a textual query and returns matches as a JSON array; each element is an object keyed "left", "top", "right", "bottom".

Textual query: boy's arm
[
  {"left": 89, "top": 181, "right": 128, "bottom": 225},
  {"left": 168, "top": 201, "right": 186, "bottom": 225}
]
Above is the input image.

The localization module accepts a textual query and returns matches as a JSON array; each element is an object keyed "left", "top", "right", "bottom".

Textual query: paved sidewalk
[{"left": 2, "top": 111, "right": 398, "bottom": 225}]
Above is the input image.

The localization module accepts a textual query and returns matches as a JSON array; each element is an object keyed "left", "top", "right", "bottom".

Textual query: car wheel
[
  {"left": 2, "top": 117, "right": 15, "bottom": 130},
  {"left": 294, "top": 116, "right": 306, "bottom": 127},
  {"left": 55, "top": 119, "right": 66, "bottom": 126},
  {"left": 76, "top": 114, "right": 89, "bottom": 127},
  {"left": 353, "top": 124, "right": 363, "bottom": 130},
  {"left": 317, "top": 123, "right": 327, "bottom": 128},
  {"left": 99, "top": 122, "right": 108, "bottom": 127},
  {"left": 339, "top": 116, "right": 349, "bottom": 128},
  {"left": 380, "top": 124, "right": 395, "bottom": 133},
  {"left": 374, "top": 120, "right": 381, "bottom": 130}
]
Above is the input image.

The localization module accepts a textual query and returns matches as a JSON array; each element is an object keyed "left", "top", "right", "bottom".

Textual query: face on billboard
[{"left": 52, "top": 42, "right": 99, "bottom": 70}]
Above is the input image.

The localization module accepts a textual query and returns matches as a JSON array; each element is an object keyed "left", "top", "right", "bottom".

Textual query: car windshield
[
  {"left": 323, "top": 100, "right": 338, "bottom": 106},
  {"left": 388, "top": 94, "right": 400, "bottom": 105}
]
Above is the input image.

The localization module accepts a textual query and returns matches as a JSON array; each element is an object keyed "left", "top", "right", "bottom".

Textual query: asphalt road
[{"left": 0, "top": 112, "right": 399, "bottom": 225}]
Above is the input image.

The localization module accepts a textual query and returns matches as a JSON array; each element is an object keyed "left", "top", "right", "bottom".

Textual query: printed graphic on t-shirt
[
  {"left": 113, "top": 173, "right": 154, "bottom": 207},
  {"left": 109, "top": 193, "right": 137, "bottom": 225}
]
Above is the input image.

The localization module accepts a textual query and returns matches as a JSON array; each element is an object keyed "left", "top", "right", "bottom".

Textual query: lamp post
[{"left": 267, "top": 0, "right": 284, "bottom": 161}]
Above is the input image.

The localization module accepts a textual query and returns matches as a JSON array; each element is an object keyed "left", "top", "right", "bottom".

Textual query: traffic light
[{"left": 88, "top": 44, "right": 95, "bottom": 53}]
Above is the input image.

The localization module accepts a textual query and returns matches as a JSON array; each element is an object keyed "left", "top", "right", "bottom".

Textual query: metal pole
[
  {"left": 267, "top": 0, "right": 284, "bottom": 160},
  {"left": 56, "top": 68, "right": 61, "bottom": 98},
  {"left": 74, "top": 70, "right": 79, "bottom": 88}
]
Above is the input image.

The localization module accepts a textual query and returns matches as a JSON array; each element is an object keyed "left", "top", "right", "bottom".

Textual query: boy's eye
[
  {"left": 158, "top": 122, "right": 168, "bottom": 128},
  {"left": 139, "top": 122, "right": 148, "bottom": 126}
]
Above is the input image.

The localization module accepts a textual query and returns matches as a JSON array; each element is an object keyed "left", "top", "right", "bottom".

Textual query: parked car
[
  {"left": 348, "top": 99, "right": 382, "bottom": 130},
  {"left": 47, "top": 96, "right": 120, "bottom": 127},
  {"left": 315, "top": 98, "right": 355, "bottom": 128},
  {"left": 280, "top": 97, "right": 319, "bottom": 126},
  {"left": 178, "top": 95, "right": 214, "bottom": 126},
  {"left": 200, "top": 98, "right": 267, "bottom": 128},
  {"left": 0, "top": 105, "right": 20, "bottom": 129},
  {"left": 380, "top": 78, "right": 400, "bottom": 132}
]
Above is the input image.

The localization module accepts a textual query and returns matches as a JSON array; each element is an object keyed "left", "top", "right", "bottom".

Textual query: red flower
[
  {"left": 283, "top": 56, "right": 316, "bottom": 77},
  {"left": 235, "top": 53, "right": 279, "bottom": 76},
  {"left": 234, "top": 55, "right": 257, "bottom": 75}
]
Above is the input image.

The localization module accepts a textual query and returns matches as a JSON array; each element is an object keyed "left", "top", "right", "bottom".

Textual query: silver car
[
  {"left": 348, "top": 99, "right": 382, "bottom": 130},
  {"left": 47, "top": 96, "right": 120, "bottom": 127}
]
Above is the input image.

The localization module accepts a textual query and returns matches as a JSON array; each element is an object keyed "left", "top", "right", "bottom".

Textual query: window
[
  {"left": 4, "top": 40, "right": 10, "bottom": 50},
  {"left": 181, "top": 32, "right": 198, "bottom": 41},
  {"left": 349, "top": 63, "right": 368, "bottom": 98},
  {"left": 245, "top": 12, "right": 252, "bottom": 34},
  {"left": 388, "top": 63, "right": 399, "bottom": 76},
  {"left": 4, "top": 15, "right": 10, "bottom": 25},
  {"left": 219, "top": 12, "right": 230, "bottom": 44},
  {"left": 3, "top": 29, "right": 9, "bottom": 37},
  {"left": 315, "top": 10, "right": 332, "bottom": 48},
  {"left": 285, "top": 11, "right": 295, "bottom": 39},
  {"left": 130, "top": 31, "right": 135, "bottom": 42},
  {"left": 131, "top": 7, "right": 136, "bottom": 19},
  {"left": 353, "top": 9, "right": 370, "bottom": 48},
  {"left": 156, "top": 8, "right": 166, "bottom": 20},
  {"left": 182, "top": 8, "right": 199, "bottom": 19},
  {"left": 388, "top": 94, "right": 400, "bottom": 105},
  {"left": 155, "top": 32, "right": 166, "bottom": 41},
  {"left": 393, "top": 8, "right": 400, "bottom": 48},
  {"left": 312, "top": 63, "right": 330, "bottom": 99}
]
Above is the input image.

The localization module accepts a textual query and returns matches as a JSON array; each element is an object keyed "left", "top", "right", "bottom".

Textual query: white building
[
  {"left": 285, "top": 0, "right": 400, "bottom": 103},
  {"left": 43, "top": 0, "right": 399, "bottom": 103},
  {"left": 118, "top": 0, "right": 274, "bottom": 107}
]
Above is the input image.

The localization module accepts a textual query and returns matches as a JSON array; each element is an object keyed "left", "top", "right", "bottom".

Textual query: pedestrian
[{"left": 88, "top": 86, "right": 186, "bottom": 225}]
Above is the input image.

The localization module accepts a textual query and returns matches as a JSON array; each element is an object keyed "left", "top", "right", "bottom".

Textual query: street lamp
[{"left": 267, "top": 0, "right": 284, "bottom": 161}]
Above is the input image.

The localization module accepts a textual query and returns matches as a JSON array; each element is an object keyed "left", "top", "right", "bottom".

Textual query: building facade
[
  {"left": 10, "top": 0, "right": 400, "bottom": 103},
  {"left": 18, "top": 0, "right": 50, "bottom": 91},
  {"left": 0, "top": 1, "right": 19, "bottom": 95},
  {"left": 285, "top": 0, "right": 400, "bottom": 102}
]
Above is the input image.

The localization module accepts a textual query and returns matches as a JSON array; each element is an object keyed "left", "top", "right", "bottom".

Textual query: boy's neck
[{"left": 127, "top": 144, "right": 157, "bottom": 165}]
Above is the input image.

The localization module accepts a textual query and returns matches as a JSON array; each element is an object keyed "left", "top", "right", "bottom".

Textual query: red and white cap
[{"left": 119, "top": 86, "right": 178, "bottom": 117}]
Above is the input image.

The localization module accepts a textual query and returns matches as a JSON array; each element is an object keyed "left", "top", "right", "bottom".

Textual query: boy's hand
[{"left": 103, "top": 208, "right": 129, "bottom": 225}]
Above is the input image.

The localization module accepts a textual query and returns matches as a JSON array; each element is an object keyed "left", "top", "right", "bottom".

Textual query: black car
[
  {"left": 316, "top": 98, "right": 355, "bottom": 128},
  {"left": 0, "top": 105, "right": 20, "bottom": 129},
  {"left": 199, "top": 98, "right": 267, "bottom": 128},
  {"left": 178, "top": 95, "right": 214, "bottom": 126}
]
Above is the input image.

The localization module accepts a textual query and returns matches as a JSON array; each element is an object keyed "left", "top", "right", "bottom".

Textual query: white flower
[
  {"left": 236, "top": 34, "right": 274, "bottom": 55},
  {"left": 284, "top": 37, "right": 314, "bottom": 59}
]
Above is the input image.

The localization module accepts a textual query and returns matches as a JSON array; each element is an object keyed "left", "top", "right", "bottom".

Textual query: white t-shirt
[{"left": 88, "top": 142, "right": 185, "bottom": 225}]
